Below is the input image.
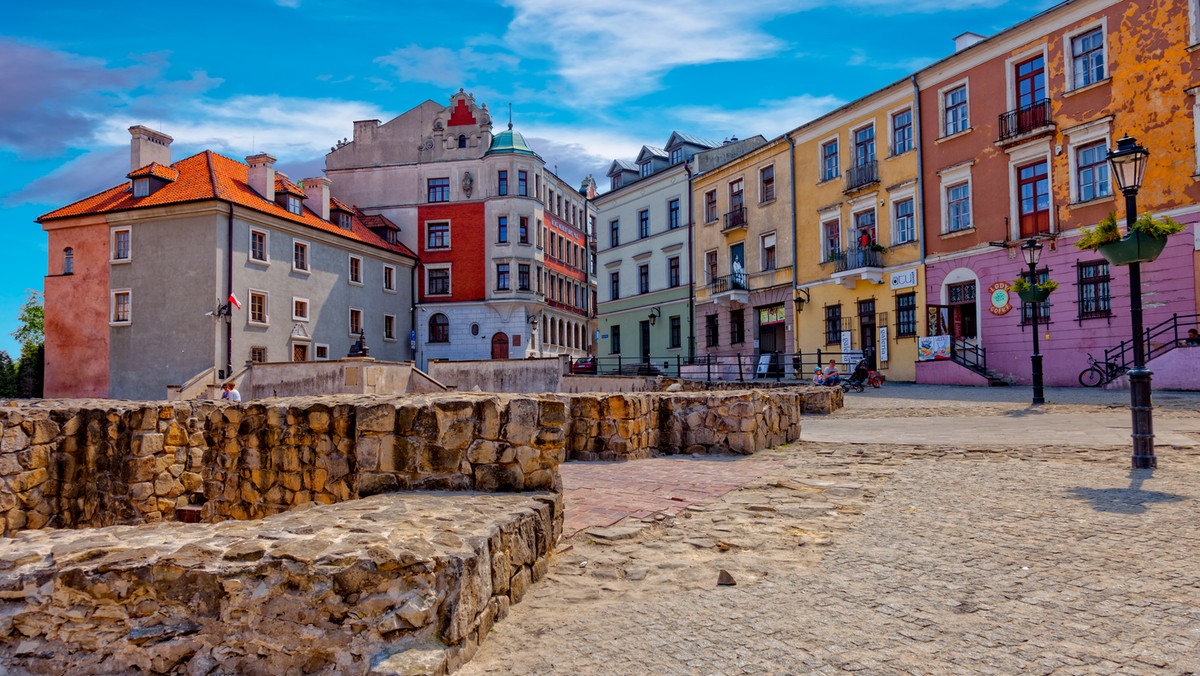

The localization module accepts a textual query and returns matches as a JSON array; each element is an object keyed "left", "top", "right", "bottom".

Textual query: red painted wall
[
  {"left": 418, "top": 202, "right": 486, "bottom": 302},
  {"left": 43, "top": 218, "right": 110, "bottom": 398},
  {"left": 544, "top": 213, "right": 589, "bottom": 316}
]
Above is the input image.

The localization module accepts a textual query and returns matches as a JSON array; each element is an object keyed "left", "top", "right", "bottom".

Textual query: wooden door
[{"left": 491, "top": 333, "right": 509, "bottom": 359}]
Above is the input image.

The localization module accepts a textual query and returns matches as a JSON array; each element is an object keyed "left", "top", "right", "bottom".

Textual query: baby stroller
[{"left": 842, "top": 359, "right": 870, "bottom": 393}]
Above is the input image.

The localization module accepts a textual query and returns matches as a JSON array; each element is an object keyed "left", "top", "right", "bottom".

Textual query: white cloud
[
  {"left": 673, "top": 94, "right": 846, "bottom": 140},
  {"left": 375, "top": 46, "right": 520, "bottom": 88},
  {"left": 846, "top": 48, "right": 936, "bottom": 72}
]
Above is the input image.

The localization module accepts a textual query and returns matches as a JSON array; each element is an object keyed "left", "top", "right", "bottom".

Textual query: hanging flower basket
[
  {"left": 1017, "top": 288, "right": 1051, "bottom": 303},
  {"left": 1097, "top": 229, "right": 1168, "bottom": 266},
  {"left": 1009, "top": 277, "right": 1058, "bottom": 304}
]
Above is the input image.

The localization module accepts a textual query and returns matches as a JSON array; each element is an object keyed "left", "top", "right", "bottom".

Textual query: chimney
[
  {"left": 129, "top": 125, "right": 173, "bottom": 172},
  {"left": 954, "top": 32, "right": 986, "bottom": 52},
  {"left": 246, "top": 153, "right": 277, "bottom": 202},
  {"left": 302, "top": 177, "right": 331, "bottom": 220}
]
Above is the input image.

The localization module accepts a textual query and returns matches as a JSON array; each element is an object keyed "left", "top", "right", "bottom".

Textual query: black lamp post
[
  {"left": 1020, "top": 238, "right": 1045, "bottom": 405},
  {"left": 1108, "top": 135, "right": 1155, "bottom": 469}
]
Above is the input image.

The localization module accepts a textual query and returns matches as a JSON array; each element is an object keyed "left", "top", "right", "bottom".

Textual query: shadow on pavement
[{"left": 1067, "top": 470, "right": 1189, "bottom": 514}]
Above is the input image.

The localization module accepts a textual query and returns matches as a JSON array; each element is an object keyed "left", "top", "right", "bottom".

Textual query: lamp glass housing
[
  {"left": 1107, "top": 135, "right": 1149, "bottom": 194},
  {"left": 1021, "top": 238, "right": 1042, "bottom": 267}
]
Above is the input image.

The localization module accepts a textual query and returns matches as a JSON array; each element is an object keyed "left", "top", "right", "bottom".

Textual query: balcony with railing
[
  {"left": 707, "top": 272, "right": 749, "bottom": 305},
  {"left": 830, "top": 245, "right": 885, "bottom": 287},
  {"left": 998, "top": 99, "right": 1053, "bottom": 142},
  {"left": 722, "top": 206, "right": 747, "bottom": 232},
  {"left": 843, "top": 160, "right": 878, "bottom": 193}
]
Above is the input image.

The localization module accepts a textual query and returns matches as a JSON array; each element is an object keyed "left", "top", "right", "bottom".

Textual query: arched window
[
  {"left": 458, "top": 134, "right": 467, "bottom": 148},
  {"left": 429, "top": 313, "right": 450, "bottom": 343},
  {"left": 63, "top": 248, "right": 74, "bottom": 275}
]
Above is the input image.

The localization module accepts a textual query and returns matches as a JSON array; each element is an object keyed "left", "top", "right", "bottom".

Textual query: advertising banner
[{"left": 917, "top": 335, "right": 952, "bottom": 361}]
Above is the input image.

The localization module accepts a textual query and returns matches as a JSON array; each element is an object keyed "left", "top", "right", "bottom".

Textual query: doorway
[
  {"left": 639, "top": 320, "right": 651, "bottom": 363},
  {"left": 292, "top": 343, "right": 309, "bottom": 362},
  {"left": 858, "top": 300, "right": 876, "bottom": 369},
  {"left": 491, "top": 333, "right": 509, "bottom": 359},
  {"left": 757, "top": 304, "right": 786, "bottom": 378},
  {"left": 947, "top": 281, "right": 978, "bottom": 340}
]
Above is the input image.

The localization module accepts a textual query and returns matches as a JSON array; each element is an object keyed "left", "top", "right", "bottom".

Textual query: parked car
[{"left": 569, "top": 356, "right": 597, "bottom": 374}]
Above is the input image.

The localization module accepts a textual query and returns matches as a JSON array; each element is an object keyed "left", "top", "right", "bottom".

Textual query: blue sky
[{"left": 1, "top": 0, "right": 1050, "bottom": 359}]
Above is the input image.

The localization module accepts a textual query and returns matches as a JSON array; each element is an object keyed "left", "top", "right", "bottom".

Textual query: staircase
[
  {"left": 1097, "top": 312, "right": 1199, "bottom": 385},
  {"left": 951, "top": 338, "right": 1012, "bottom": 386}
]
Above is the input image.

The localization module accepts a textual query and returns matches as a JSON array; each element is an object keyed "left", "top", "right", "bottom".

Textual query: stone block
[{"left": 357, "top": 404, "right": 396, "bottom": 434}]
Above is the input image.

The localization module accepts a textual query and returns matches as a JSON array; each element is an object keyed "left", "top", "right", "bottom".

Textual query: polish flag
[{"left": 228, "top": 293, "right": 242, "bottom": 310}]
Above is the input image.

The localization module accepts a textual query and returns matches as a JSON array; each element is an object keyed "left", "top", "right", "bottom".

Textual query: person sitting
[
  {"left": 811, "top": 367, "right": 825, "bottom": 386},
  {"left": 221, "top": 381, "right": 242, "bottom": 402},
  {"left": 1184, "top": 328, "right": 1200, "bottom": 347},
  {"left": 822, "top": 359, "right": 842, "bottom": 386}
]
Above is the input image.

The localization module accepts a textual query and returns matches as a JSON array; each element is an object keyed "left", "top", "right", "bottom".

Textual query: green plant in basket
[
  {"left": 1076, "top": 211, "right": 1185, "bottom": 251},
  {"left": 1009, "top": 277, "right": 1059, "bottom": 293}
]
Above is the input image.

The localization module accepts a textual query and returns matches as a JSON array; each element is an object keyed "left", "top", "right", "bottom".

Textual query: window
[
  {"left": 108, "top": 228, "right": 133, "bottom": 263},
  {"left": 947, "top": 183, "right": 972, "bottom": 232},
  {"left": 823, "top": 219, "right": 841, "bottom": 259},
  {"left": 1078, "top": 261, "right": 1112, "bottom": 319},
  {"left": 670, "top": 148, "right": 683, "bottom": 165},
  {"left": 853, "top": 125, "right": 875, "bottom": 167},
  {"left": 894, "top": 198, "right": 915, "bottom": 244},
  {"left": 249, "top": 291, "right": 268, "bottom": 325},
  {"left": 518, "top": 263, "right": 530, "bottom": 290},
  {"left": 1020, "top": 269, "right": 1051, "bottom": 324},
  {"left": 336, "top": 212, "right": 352, "bottom": 230},
  {"left": 892, "top": 109, "right": 913, "bottom": 155},
  {"left": 854, "top": 210, "right": 877, "bottom": 248},
  {"left": 427, "top": 222, "right": 450, "bottom": 249},
  {"left": 705, "top": 190, "right": 718, "bottom": 222},
  {"left": 669, "top": 316, "right": 681, "bottom": 349},
  {"left": 1015, "top": 56, "right": 1046, "bottom": 112},
  {"left": 349, "top": 308, "right": 363, "bottom": 335},
  {"left": 250, "top": 346, "right": 267, "bottom": 364},
  {"left": 348, "top": 255, "right": 363, "bottom": 284},
  {"left": 498, "top": 216, "right": 508, "bottom": 243},
  {"left": 729, "top": 179, "right": 744, "bottom": 211},
  {"left": 285, "top": 195, "right": 302, "bottom": 215},
  {"left": 133, "top": 178, "right": 149, "bottom": 197},
  {"left": 668, "top": 256, "right": 681, "bottom": 288},
  {"left": 639, "top": 161, "right": 652, "bottom": 177},
  {"left": 315, "top": 344, "right": 329, "bottom": 359},
  {"left": 730, "top": 309, "right": 744, "bottom": 344},
  {"left": 609, "top": 219, "right": 620, "bottom": 247},
  {"left": 458, "top": 134, "right": 467, "bottom": 148},
  {"left": 896, "top": 293, "right": 917, "bottom": 337},
  {"left": 428, "top": 268, "right": 450, "bottom": 295},
  {"left": 63, "top": 248, "right": 74, "bottom": 275},
  {"left": 1076, "top": 141, "right": 1111, "bottom": 202},
  {"left": 610, "top": 325, "right": 621, "bottom": 354},
  {"left": 825, "top": 304, "right": 842, "bottom": 345},
  {"left": 498, "top": 170, "right": 508, "bottom": 196},
  {"left": 705, "top": 314, "right": 719, "bottom": 347},
  {"left": 1017, "top": 161, "right": 1050, "bottom": 237},
  {"left": 821, "top": 140, "right": 839, "bottom": 181},
  {"left": 638, "top": 264, "right": 650, "bottom": 294},
  {"left": 518, "top": 170, "right": 528, "bottom": 196},
  {"left": 496, "top": 263, "right": 510, "bottom": 291},
  {"left": 761, "top": 233, "right": 777, "bottom": 271},
  {"left": 638, "top": 209, "right": 650, "bottom": 239},
  {"left": 111, "top": 290, "right": 131, "bottom": 324},
  {"left": 248, "top": 229, "right": 267, "bottom": 263},
  {"left": 293, "top": 240, "right": 309, "bottom": 271},
  {"left": 668, "top": 199, "right": 680, "bottom": 229},
  {"left": 760, "top": 165, "right": 775, "bottom": 202},
  {"left": 706, "top": 251, "right": 718, "bottom": 283},
  {"left": 293, "top": 297, "right": 309, "bottom": 321},
  {"left": 429, "top": 313, "right": 449, "bottom": 343},
  {"left": 519, "top": 217, "right": 529, "bottom": 244},
  {"left": 383, "top": 265, "right": 395, "bottom": 292},
  {"left": 944, "top": 85, "right": 969, "bottom": 136},
  {"left": 384, "top": 314, "right": 396, "bottom": 340},
  {"left": 427, "top": 178, "right": 450, "bottom": 203},
  {"left": 1071, "top": 28, "right": 1105, "bottom": 89},
  {"left": 609, "top": 271, "right": 620, "bottom": 301}
]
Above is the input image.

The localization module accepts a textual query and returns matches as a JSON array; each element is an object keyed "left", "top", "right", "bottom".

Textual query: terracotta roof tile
[
  {"left": 127, "top": 163, "right": 179, "bottom": 181},
  {"left": 275, "top": 174, "right": 307, "bottom": 197},
  {"left": 39, "top": 150, "right": 417, "bottom": 260},
  {"left": 330, "top": 196, "right": 354, "bottom": 213}
]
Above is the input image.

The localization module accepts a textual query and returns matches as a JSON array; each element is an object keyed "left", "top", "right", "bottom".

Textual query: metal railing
[
  {"left": 833, "top": 245, "right": 883, "bottom": 273},
  {"left": 722, "top": 206, "right": 747, "bottom": 231},
  {"left": 998, "top": 99, "right": 1053, "bottom": 140},
  {"left": 576, "top": 350, "right": 868, "bottom": 383},
  {"left": 1102, "top": 312, "right": 1200, "bottom": 381},
  {"left": 844, "top": 160, "right": 878, "bottom": 192},
  {"left": 951, "top": 338, "right": 988, "bottom": 376},
  {"left": 708, "top": 273, "right": 748, "bottom": 295}
]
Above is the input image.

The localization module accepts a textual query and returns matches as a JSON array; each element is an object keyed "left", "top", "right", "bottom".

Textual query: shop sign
[
  {"left": 890, "top": 268, "right": 918, "bottom": 290},
  {"left": 879, "top": 327, "right": 889, "bottom": 362},
  {"left": 840, "top": 331, "right": 852, "bottom": 360},
  {"left": 988, "top": 281, "right": 1013, "bottom": 316},
  {"left": 759, "top": 305, "right": 786, "bottom": 326}
]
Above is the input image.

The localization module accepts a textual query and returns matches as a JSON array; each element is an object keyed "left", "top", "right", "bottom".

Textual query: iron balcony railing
[
  {"left": 844, "top": 160, "right": 878, "bottom": 192},
  {"left": 722, "top": 206, "right": 747, "bottom": 231},
  {"left": 708, "top": 273, "right": 748, "bottom": 295},
  {"left": 833, "top": 245, "right": 883, "bottom": 273},
  {"left": 998, "top": 99, "right": 1053, "bottom": 140}
]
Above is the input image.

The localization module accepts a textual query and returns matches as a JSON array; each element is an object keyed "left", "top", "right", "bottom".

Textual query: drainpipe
[
  {"left": 912, "top": 74, "right": 927, "bottom": 265},
  {"left": 684, "top": 161, "right": 696, "bottom": 361},
  {"left": 225, "top": 201, "right": 234, "bottom": 378},
  {"left": 410, "top": 263, "right": 418, "bottom": 362},
  {"left": 787, "top": 134, "right": 798, "bottom": 353}
]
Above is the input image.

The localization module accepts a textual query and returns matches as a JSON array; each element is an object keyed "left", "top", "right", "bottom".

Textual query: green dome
[{"left": 487, "top": 124, "right": 540, "bottom": 158}]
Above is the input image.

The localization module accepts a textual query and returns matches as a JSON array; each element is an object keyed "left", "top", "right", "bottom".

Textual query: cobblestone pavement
[{"left": 462, "top": 385, "right": 1200, "bottom": 675}]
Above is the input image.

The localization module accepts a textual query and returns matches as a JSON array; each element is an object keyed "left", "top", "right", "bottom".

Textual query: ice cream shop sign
[{"left": 988, "top": 281, "right": 1013, "bottom": 316}]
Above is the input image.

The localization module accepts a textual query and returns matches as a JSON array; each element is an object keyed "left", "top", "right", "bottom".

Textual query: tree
[
  {"left": 0, "top": 350, "right": 15, "bottom": 398},
  {"left": 11, "top": 291, "right": 43, "bottom": 398}
]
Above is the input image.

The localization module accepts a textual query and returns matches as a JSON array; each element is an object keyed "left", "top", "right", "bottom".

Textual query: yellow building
[
  {"left": 788, "top": 81, "right": 925, "bottom": 382},
  {"left": 691, "top": 136, "right": 797, "bottom": 379}
]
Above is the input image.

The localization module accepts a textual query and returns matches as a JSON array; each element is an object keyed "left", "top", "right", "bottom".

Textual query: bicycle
[{"left": 1078, "top": 353, "right": 1126, "bottom": 387}]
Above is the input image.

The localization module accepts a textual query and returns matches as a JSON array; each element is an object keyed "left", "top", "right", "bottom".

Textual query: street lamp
[
  {"left": 1107, "top": 135, "right": 1155, "bottom": 469},
  {"left": 648, "top": 307, "right": 660, "bottom": 326},
  {"left": 1020, "top": 238, "right": 1045, "bottom": 405}
]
